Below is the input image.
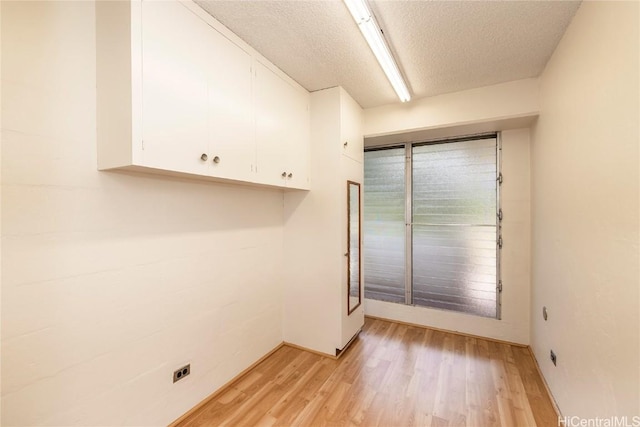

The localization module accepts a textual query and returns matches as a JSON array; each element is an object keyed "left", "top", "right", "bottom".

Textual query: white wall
[
  {"left": 283, "top": 87, "right": 365, "bottom": 355},
  {"left": 1, "top": 2, "right": 284, "bottom": 425},
  {"left": 364, "top": 78, "right": 539, "bottom": 139},
  {"left": 283, "top": 89, "right": 342, "bottom": 355},
  {"left": 365, "top": 128, "right": 531, "bottom": 344},
  {"left": 0, "top": 0, "right": 3, "bottom": 422},
  {"left": 530, "top": 1, "right": 639, "bottom": 419}
]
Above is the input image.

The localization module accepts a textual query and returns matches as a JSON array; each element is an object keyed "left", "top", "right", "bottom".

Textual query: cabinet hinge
[
  {"left": 497, "top": 172, "right": 503, "bottom": 185},
  {"left": 497, "top": 236, "right": 503, "bottom": 249},
  {"left": 497, "top": 281, "right": 503, "bottom": 293}
]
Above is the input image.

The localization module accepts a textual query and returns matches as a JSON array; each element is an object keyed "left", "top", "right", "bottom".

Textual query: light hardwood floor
[{"left": 176, "top": 318, "right": 558, "bottom": 427}]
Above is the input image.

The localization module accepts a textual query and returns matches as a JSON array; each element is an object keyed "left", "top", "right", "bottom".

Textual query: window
[
  {"left": 363, "top": 148, "right": 406, "bottom": 303},
  {"left": 364, "top": 135, "right": 502, "bottom": 318}
]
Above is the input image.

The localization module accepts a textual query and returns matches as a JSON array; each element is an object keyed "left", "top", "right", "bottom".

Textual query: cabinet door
[
  {"left": 285, "top": 89, "right": 310, "bottom": 190},
  {"left": 340, "top": 94, "right": 364, "bottom": 163},
  {"left": 254, "top": 61, "right": 290, "bottom": 187},
  {"left": 141, "top": 0, "right": 209, "bottom": 174},
  {"left": 205, "top": 27, "right": 254, "bottom": 182}
]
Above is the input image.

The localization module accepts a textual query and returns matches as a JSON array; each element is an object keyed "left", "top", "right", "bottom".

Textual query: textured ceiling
[{"left": 195, "top": 0, "right": 581, "bottom": 109}]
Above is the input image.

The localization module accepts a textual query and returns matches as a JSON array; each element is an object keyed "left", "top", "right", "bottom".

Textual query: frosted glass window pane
[
  {"left": 412, "top": 138, "right": 497, "bottom": 317},
  {"left": 413, "top": 225, "right": 496, "bottom": 317},
  {"left": 364, "top": 148, "right": 405, "bottom": 303},
  {"left": 413, "top": 139, "right": 496, "bottom": 225}
]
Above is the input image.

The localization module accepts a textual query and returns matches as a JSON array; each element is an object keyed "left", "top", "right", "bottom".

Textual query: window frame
[{"left": 364, "top": 132, "right": 503, "bottom": 319}]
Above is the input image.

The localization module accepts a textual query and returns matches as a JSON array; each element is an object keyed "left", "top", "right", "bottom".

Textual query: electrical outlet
[
  {"left": 173, "top": 364, "right": 190, "bottom": 383},
  {"left": 550, "top": 350, "right": 557, "bottom": 366}
]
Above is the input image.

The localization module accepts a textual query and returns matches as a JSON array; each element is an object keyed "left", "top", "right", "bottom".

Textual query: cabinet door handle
[
  {"left": 287, "top": 173, "right": 293, "bottom": 179},
  {"left": 212, "top": 156, "right": 220, "bottom": 164},
  {"left": 343, "top": 141, "right": 348, "bottom": 148},
  {"left": 281, "top": 172, "right": 287, "bottom": 178},
  {"left": 200, "top": 153, "right": 208, "bottom": 161}
]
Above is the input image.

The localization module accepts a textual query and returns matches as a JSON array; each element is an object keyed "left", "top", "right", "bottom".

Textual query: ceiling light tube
[{"left": 344, "top": 0, "right": 411, "bottom": 102}]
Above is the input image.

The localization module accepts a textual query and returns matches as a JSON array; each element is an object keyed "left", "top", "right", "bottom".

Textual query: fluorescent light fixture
[{"left": 344, "top": 0, "right": 411, "bottom": 102}]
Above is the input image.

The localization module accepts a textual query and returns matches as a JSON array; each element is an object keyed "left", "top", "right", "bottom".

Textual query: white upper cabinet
[
  {"left": 96, "top": 0, "right": 309, "bottom": 190},
  {"left": 254, "top": 61, "right": 291, "bottom": 187},
  {"left": 141, "top": 0, "right": 210, "bottom": 175},
  {"left": 255, "top": 61, "right": 310, "bottom": 189},
  {"left": 286, "top": 83, "right": 311, "bottom": 190},
  {"left": 340, "top": 94, "right": 364, "bottom": 163},
  {"left": 204, "top": 15, "right": 254, "bottom": 182}
]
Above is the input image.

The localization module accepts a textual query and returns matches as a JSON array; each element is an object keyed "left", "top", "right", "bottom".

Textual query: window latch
[{"left": 497, "top": 209, "right": 503, "bottom": 221}]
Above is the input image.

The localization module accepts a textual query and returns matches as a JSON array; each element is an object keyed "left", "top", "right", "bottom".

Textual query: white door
[{"left": 141, "top": 0, "right": 209, "bottom": 175}]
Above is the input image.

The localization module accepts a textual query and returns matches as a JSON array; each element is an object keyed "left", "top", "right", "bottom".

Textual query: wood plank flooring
[{"left": 176, "top": 318, "right": 557, "bottom": 427}]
